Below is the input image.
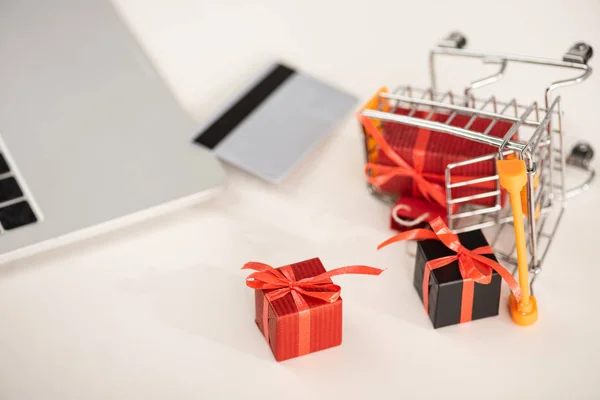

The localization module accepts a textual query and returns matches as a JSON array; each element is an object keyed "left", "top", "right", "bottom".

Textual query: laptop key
[
  {"left": 0, "top": 177, "right": 23, "bottom": 203},
  {"left": 0, "top": 201, "right": 37, "bottom": 230},
  {"left": 0, "top": 154, "right": 9, "bottom": 174}
]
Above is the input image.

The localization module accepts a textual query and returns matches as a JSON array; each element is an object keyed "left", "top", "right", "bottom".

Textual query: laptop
[{"left": 0, "top": 0, "right": 226, "bottom": 263}]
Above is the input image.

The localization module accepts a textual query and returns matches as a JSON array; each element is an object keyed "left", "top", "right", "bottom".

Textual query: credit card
[{"left": 194, "top": 63, "right": 357, "bottom": 183}]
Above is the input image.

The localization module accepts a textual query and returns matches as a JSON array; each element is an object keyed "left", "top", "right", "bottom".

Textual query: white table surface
[{"left": 2, "top": 0, "right": 600, "bottom": 398}]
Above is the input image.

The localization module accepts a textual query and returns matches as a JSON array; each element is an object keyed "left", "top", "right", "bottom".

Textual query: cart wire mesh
[{"left": 359, "top": 33, "right": 594, "bottom": 294}]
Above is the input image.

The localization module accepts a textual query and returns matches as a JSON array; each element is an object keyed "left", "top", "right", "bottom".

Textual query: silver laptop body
[{"left": 0, "top": 0, "right": 225, "bottom": 263}]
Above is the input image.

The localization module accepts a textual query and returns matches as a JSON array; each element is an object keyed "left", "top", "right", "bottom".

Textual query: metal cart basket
[{"left": 359, "top": 32, "right": 595, "bottom": 296}]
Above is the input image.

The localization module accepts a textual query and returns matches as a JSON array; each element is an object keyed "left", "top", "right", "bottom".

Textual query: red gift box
[
  {"left": 243, "top": 258, "right": 383, "bottom": 362},
  {"left": 390, "top": 197, "right": 448, "bottom": 232},
  {"left": 361, "top": 107, "right": 517, "bottom": 209}
]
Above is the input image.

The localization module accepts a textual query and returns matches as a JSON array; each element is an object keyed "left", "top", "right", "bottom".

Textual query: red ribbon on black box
[
  {"left": 378, "top": 217, "right": 521, "bottom": 327},
  {"left": 243, "top": 258, "right": 383, "bottom": 361}
]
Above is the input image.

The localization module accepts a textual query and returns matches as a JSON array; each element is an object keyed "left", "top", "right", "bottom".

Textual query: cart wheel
[
  {"left": 438, "top": 32, "right": 467, "bottom": 49},
  {"left": 567, "top": 141, "right": 594, "bottom": 169},
  {"left": 563, "top": 42, "right": 593, "bottom": 64}
]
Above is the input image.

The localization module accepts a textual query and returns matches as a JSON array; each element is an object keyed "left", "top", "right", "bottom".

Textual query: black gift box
[{"left": 414, "top": 229, "right": 502, "bottom": 329}]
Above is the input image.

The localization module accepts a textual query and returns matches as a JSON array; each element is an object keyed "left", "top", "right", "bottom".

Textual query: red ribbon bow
[
  {"left": 378, "top": 217, "right": 521, "bottom": 323},
  {"left": 243, "top": 262, "right": 384, "bottom": 356},
  {"left": 358, "top": 113, "right": 449, "bottom": 209},
  {"left": 243, "top": 262, "right": 384, "bottom": 305}
]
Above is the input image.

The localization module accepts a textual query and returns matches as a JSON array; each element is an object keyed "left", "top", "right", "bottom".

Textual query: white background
[{"left": 1, "top": 0, "right": 600, "bottom": 398}]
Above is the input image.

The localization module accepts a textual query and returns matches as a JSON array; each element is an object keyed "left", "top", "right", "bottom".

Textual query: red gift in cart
[
  {"left": 389, "top": 197, "right": 448, "bottom": 232},
  {"left": 359, "top": 101, "right": 515, "bottom": 210}
]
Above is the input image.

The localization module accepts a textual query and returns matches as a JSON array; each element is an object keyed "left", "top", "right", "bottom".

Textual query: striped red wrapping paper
[
  {"left": 253, "top": 258, "right": 343, "bottom": 362},
  {"left": 372, "top": 107, "right": 517, "bottom": 207}
]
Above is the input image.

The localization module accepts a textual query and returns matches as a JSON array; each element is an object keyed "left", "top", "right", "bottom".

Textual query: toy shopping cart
[{"left": 359, "top": 32, "right": 595, "bottom": 325}]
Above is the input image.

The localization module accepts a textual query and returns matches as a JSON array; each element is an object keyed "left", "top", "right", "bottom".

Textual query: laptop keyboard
[
  {"left": 0, "top": 154, "right": 9, "bottom": 174},
  {"left": 0, "top": 152, "right": 38, "bottom": 233},
  {"left": 0, "top": 177, "right": 24, "bottom": 203}
]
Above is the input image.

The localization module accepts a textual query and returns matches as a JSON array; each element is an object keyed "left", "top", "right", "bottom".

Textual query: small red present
[
  {"left": 390, "top": 197, "right": 447, "bottom": 232},
  {"left": 243, "top": 258, "right": 383, "bottom": 362},
  {"left": 359, "top": 106, "right": 517, "bottom": 209}
]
